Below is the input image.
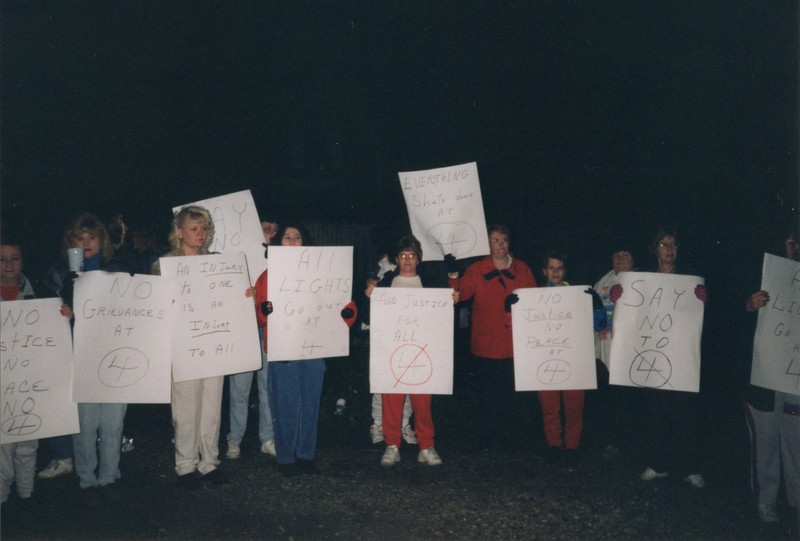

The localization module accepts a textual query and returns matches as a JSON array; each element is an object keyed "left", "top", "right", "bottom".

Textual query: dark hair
[
  {"left": 393, "top": 235, "right": 422, "bottom": 263},
  {"left": 487, "top": 224, "right": 510, "bottom": 240},
  {"left": 277, "top": 223, "right": 313, "bottom": 246},
  {"left": 0, "top": 234, "right": 25, "bottom": 260},
  {"left": 649, "top": 225, "right": 678, "bottom": 254},
  {"left": 542, "top": 251, "right": 567, "bottom": 269}
]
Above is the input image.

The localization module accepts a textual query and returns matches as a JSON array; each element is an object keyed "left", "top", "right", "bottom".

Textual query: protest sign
[
  {"left": 512, "top": 286, "right": 597, "bottom": 391},
  {"left": 369, "top": 288, "right": 454, "bottom": 395},
  {"left": 609, "top": 272, "right": 705, "bottom": 392},
  {"left": 267, "top": 246, "right": 353, "bottom": 361},
  {"left": 1, "top": 298, "right": 79, "bottom": 444},
  {"left": 752, "top": 253, "right": 800, "bottom": 394},
  {"left": 398, "top": 162, "right": 490, "bottom": 261},
  {"left": 159, "top": 253, "right": 261, "bottom": 382},
  {"left": 174, "top": 190, "right": 266, "bottom": 282},
  {"left": 72, "top": 271, "right": 172, "bottom": 403}
]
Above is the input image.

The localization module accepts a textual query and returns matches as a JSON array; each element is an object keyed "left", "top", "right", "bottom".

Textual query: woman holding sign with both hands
[
  {"left": 255, "top": 223, "right": 358, "bottom": 476},
  {"left": 610, "top": 225, "right": 708, "bottom": 489}
]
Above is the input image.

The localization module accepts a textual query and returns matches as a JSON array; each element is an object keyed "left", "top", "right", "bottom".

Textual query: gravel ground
[{"left": 2, "top": 343, "right": 798, "bottom": 540}]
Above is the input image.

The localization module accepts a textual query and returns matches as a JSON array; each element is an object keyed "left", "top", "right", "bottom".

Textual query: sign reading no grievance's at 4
[
  {"left": 267, "top": 246, "right": 354, "bottom": 361},
  {"left": 752, "top": 253, "right": 800, "bottom": 394},
  {"left": 511, "top": 286, "right": 598, "bottom": 391},
  {"left": 72, "top": 271, "right": 173, "bottom": 403},
  {"left": 1, "top": 298, "right": 79, "bottom": 444},
  {"left": 609, "top": 272, "right": 705, "bottom": 393},
  {"left": 398, "top": 162, "right": 490, "bottom": 261}
]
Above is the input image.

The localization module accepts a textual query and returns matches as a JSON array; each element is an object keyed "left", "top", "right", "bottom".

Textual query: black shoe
[
  {"left": 176, "top": 473, "right": 201, "bottom": 490},
  {"left": 296, "top": 459, "right": 319, "bottom": 475},
  {"left": 201, "top": 468, "right": 229, "bottom": 486},
  {"left": 277, "top": 462, "right": 302, "bottom": 477}
]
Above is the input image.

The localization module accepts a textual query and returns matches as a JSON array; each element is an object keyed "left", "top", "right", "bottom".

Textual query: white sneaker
[
  {"left": 639, "top": 467, "right": 668, "bottom": 481},
  {"left": 380, "top": 445, "right": 400, "bottom": 467},
  {"left": 684, "top": 473, "right": 706, "bottom": 489},
  {"left": 418, "top": 447, "right": 443, "bottom": 466},
  {"left": 402, "top": 424, "right": 417, "bottom": 445},
  {"left": 757, "top": 503, "right": 780, "bottom": 523},
  {"left": 260, "top": 439, "right": 277, "bottom": 457},
  {"left": 226, "top": 441, "right": 241, "bottom": 459},
  {"left": 370, "top": 423, "right": 384, "bottom": 444},
  {"left": 37, "top": 459, "right": 74, "bottom": 479}
]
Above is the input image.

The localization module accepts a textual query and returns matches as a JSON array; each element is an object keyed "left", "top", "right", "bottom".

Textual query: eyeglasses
[
  {"left": 490, "top": 238, "right": 508, "bottom": 245},
  {"left": 398, "top": 253, "right": 418, "bottom": 260},
  {"left": 658, "top": 242, "right": 679, "bottom": 249}
]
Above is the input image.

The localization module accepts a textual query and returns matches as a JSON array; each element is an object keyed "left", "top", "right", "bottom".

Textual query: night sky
[{"left": 2, "top": 2, "right": 798, "bottom": 305}]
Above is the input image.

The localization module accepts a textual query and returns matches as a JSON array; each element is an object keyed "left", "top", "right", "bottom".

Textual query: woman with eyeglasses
[{"left": 611, "top": 225, "right": 708, "bottom": 489}]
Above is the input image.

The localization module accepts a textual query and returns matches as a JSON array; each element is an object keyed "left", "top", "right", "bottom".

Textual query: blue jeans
[
  {"left": 227, "top": 345, "right": 274, "bottom": 443},
  {"left": 73, "top": 403, "right": 127, "bottom": 488},
  {"left": 268, "top": 359, "right": 325, "bottom": 465}
]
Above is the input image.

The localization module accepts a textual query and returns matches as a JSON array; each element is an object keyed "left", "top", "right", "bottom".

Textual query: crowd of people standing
[{"left": 1, "top": 210, "right": 798, "bottom": 530}]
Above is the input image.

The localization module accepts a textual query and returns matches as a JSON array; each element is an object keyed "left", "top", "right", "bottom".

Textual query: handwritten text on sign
[
  {"left": 752, "top": 253, "right": 800, "bottom": 394},
  {"left": 174, "top": 190, "right": 265, "bottom": 282},
  {"left": 369, "top": 288, "right": 454, "bottom": 395},
  {"left": 267, "top": 246, "right": 353, "bottom": 361},
  {"left": 609, "top": 272, "right": 705, "bottom": 393},
  {"left": 399, "top": 162, "right": 490, "bottom": 261},
  {"left": 72, "top": 272, "right": 173, "bottom": 403},
  {"left": 512, "top": 286, "right": 597, "bottom": 391},
  {"left": 159, "top": 253, "right": 261, "bottom": 382},
  {"left": 1, "top": 298, "right": 79, "bottom": 444}
]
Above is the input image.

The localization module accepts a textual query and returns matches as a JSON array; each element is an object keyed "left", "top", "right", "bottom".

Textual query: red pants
[
  {"left": 382, "top": 393, "right": 435, "bottom": 449},
  {"left": 538, "top": 390, "right": 585, "bottom": 450}
]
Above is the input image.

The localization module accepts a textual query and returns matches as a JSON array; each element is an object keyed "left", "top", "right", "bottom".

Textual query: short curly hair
[{"left": 393, "top": 235, "right": 422, "bottom": 264}]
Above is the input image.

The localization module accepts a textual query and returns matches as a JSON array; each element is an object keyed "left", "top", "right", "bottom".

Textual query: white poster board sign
[
  {"left": 752, "top": 253, "right": 800, "bottom": 394},
  {"left": 512, "top": 286, "right": 597, "bottom": 391},
  {"left": 1, "top": 299, "right": 79, "bottom": 444},
  {"left": 159, "top": 253, "right": 261, "bottom": 382},
  {"left": 174, "top": 190, "right": 265, "bottom": 282},
  {"left": 609, "top": 272, "right": 705, "bottom": 392},
  {"left": 267, "top": 246, "right": 354, "bottom": 361},
  {"left": 398, "top": 162, "right": 490, "bottom": 261},
  {"left": 369, "top": 288, "right": 454, "bottom": 395},
  {"left": 72, "top": 272, "right": 173, "bottom": 403}
]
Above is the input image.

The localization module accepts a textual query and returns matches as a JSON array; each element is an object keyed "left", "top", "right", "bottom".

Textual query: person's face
[
  {"left": 489, "top": 231, "right": 509, "bottom": 260},
  {"left": 785, "top": 235, "right": 799, "bottom": 261},
  {"left": 75, "top": 231, "right": 102, "bottom": 259},
  {"left": 655, "top": 235, "right": 678, "bottom": 266},
  {"left": 612, "top": 250, "right": 634, "bottom": 273},
  {"left": 179, "top": 218, "right": 208, "bottom": 252},
  {"left": 396, "top": 249, "right": 419, "bottom": 276},
  {"left": 0, "top": 245, "right": 23, "bottom": 285},
  {"left": 543, "top": 258, "right": 566, "bottom": 285},
  {"left": 281, "top": 227, "right": 303, "bottom": 247}
]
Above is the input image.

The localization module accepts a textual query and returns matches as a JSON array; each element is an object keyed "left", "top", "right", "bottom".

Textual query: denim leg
[
  {"left": 97, "top": 403, "right": 126, "bottom": 486},
  {"left": 227, "top": 371, "right": 254, "bottom": 443},
  {"left": 256, "top": 347, "right": 274, "bottom": 442},
  {"left": 297, "top": 359, "right": 325, "bottom": 461},
  {"left": 270, "top": 361, "right": 301, "bottom": 465},
  {"left": 74, "top": 403, "right": 100, "bottom": 488}
]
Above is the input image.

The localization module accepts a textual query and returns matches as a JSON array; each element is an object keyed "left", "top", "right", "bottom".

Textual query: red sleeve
[
  {"left": 342, "top": 300, "right": 358, "bottom": 327},
  {"left": 254, "top": 270, "right": 268, "bottom": 329}
]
